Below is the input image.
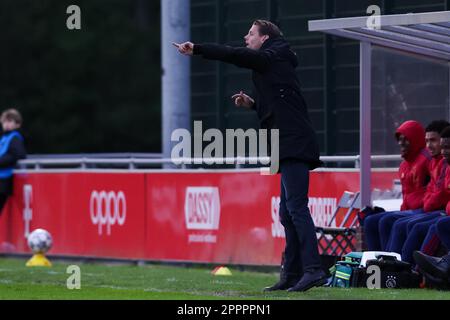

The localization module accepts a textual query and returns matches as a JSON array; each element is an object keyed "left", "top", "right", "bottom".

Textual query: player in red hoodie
[
  {"left": 387, "top": 121, "right": 449, "bottom": 262},
  {"left": 414, "top": 127, "right": 450, "bottom": 260},
  {"left": 396, "top": 120, "right": 431, "bottom": 210},
  {"left": 414, "top": 128, "right": 450, "bottom": 282},
  {"left": 364, "top": 120, "right": 431, "bottom": 251}
]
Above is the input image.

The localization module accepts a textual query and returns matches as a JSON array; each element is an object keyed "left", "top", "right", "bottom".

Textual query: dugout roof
[
  {"left": 309, "top": 11, "right": 450, "bottom": 207},
  {"left": 309, "top": 11, "right": 450, "bottom": 60}
]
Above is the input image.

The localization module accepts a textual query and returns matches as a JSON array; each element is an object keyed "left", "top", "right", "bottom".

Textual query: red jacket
[
  {"left": 396, "top": 121, "right": 431, "bottom": 210},
  {"left": 444, "top": 165, "right": 450, "bottom": 215},
  {"left": 423, "top": 156, "right": 447, "bottom": 212}
]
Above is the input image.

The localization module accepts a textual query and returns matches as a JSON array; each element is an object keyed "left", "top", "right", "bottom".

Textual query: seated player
[
  {"left": 413, "top": 216, "right": 450, "bottom": 284},
  {"left": 365, "top": 120, "right": 431, "bottom": 251},
  {"left": 413, "top": 128, "right": 450, "bottom": 271},
  {"left": 388, "top": 121, "right": 450, "bottom": 260}
]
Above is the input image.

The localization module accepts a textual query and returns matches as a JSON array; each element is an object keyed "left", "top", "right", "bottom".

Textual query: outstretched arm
[{"left": 173, "top": 42, "right": 272, "bottom": 73}]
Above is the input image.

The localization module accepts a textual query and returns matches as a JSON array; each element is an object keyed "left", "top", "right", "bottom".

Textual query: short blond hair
[{"left": 1, "top": 109, "right": 23, "bottom": 126}]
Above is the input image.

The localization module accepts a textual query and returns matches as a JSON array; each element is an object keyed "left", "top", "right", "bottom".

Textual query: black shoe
[
  {"left": 287, "top": 270, "right": 327, "bottom": 292},
  {"left": 413, "top": 251, "right": 450, "bottom": 280},
  {"left": 264, "top": 277, "right": 301, "bottom": 292},
  {"left": 421, "top": 270, "right": 450, "bottom": 290}
]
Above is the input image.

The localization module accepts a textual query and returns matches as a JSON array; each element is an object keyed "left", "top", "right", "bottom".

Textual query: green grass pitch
[{"left": 0, "top": 256, "right": 450, "bottom": 300}]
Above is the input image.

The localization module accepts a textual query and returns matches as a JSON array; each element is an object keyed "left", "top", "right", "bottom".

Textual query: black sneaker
[
  {"left": 264, "top": 277, "right": 301, "bottom": 292},
  {"left": 413, "top": 251, "right": 450, "bottom": 280},
  {"left": 421, "top": 270, "right": 450, "bottom": 290},
  {"left": 287, "top": 270, "right": 327, "bottom": 292}
]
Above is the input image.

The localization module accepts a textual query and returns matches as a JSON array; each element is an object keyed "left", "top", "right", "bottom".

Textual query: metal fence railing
[{"left": 16, "top": 154, "right": 402, "bottom": 170}]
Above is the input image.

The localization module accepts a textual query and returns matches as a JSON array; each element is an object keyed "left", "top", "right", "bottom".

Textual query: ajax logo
[
  {"left": 386, "top": 275, "right": 397, "bottom": 288},
  {"left": 184, "top": 187, "right": 221, "bottom": 230},
  {"left": 90, "top": 190, "right": 126, "bottom": 235}
]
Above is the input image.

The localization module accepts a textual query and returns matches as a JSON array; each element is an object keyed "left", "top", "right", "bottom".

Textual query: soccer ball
[{"left": 27, "top": 228, "right": 53, "bottom": 254}]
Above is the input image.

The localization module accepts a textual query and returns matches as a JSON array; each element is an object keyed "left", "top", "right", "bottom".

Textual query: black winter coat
[{"left": 194, "top": 36, "right": 321, "bottom": 169}]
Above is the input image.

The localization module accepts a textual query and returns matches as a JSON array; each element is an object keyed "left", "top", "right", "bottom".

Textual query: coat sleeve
[
  {"left": 423, "top": 186, "right": 446, "bottom": 212},
  {"left": 193, "top": 43, "right": 274, "bottom": 73},
  {"left": 399, "top": 164, "right": 408, "bottom": 210},
  {"left": 408, "top": 158, "right": 430, "bottom": 210},
  {"left": 423, "top": 166, "right": 446, "bottom": 212},
  {"left": 0, "top": 136, "right": 27, "bottom": 168},
  {"left": 400, "top": 200, "right": 407, "bottom": 211}
]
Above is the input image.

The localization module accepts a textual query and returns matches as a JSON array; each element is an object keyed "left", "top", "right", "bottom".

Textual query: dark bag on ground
[
  {"left": 330, "top": 253, "right": 421, "bottom": 288},
  {"left": 352, "top": 255, "right": 421, "bottom": 288}
]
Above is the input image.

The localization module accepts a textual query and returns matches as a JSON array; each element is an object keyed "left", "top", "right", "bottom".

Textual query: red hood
[{"left": 396, "top": 120, "right": 425, "bottom": 161}]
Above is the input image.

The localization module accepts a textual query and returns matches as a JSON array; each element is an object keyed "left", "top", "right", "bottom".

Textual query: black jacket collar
[{"left": 260, "top": 36, "right": 285, "bottom": 50}]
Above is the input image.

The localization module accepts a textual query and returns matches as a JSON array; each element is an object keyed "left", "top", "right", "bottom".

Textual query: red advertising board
[
  {"left": 0, "top": 169, "right": 398, "bottom": 265},
  {"left": 145, "top": 172, "right": 285, "bottom": 265},
  {"left": 0, "top": 172, "right": 146, "bottom": 259}
]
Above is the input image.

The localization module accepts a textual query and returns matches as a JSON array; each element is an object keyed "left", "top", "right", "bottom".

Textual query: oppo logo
[
  {"left": 184, "top": 187, "right": 221, "bottom": 230},
  {"left": 90, "top": 190, "right": 126, "bottom": 235}
]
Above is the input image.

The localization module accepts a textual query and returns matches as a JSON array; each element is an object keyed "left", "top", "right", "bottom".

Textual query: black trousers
[{"left": 279, "top": 159, "right": 321, "bottom": 278}]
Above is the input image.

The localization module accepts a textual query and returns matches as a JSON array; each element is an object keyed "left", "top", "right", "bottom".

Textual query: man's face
[
  {"left": 441, "top": 138, "right": 450, "bottom": 163},
  {"left": 426, "top": 131, "right": 441, "bottom": 157},
  {"left": 244, "top": 24, "right": 268, "bottom": 50},
  {"left": 397, "top": 134, "right": 411, "bottom": 158}
]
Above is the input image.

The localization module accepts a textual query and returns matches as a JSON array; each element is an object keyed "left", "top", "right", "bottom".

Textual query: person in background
[
  {"left": 0, "top": 108, "right": 26, "bottom": 215},
  {"left": 413, "top": 218, "right": 450, "bottom": 286},
  {"left": 387, "top": 121, "right": 450, "bottom": 260},
  {"left": 414, "top": 127, "right": 450, "bottom": 274},
  {"left": 364, "top": 120, "right": 431, "bottom": 251}
]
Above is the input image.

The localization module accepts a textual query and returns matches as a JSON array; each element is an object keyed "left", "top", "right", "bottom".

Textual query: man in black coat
[{"left": 174, "top": 19, "right": 326, "bottom": 292}]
